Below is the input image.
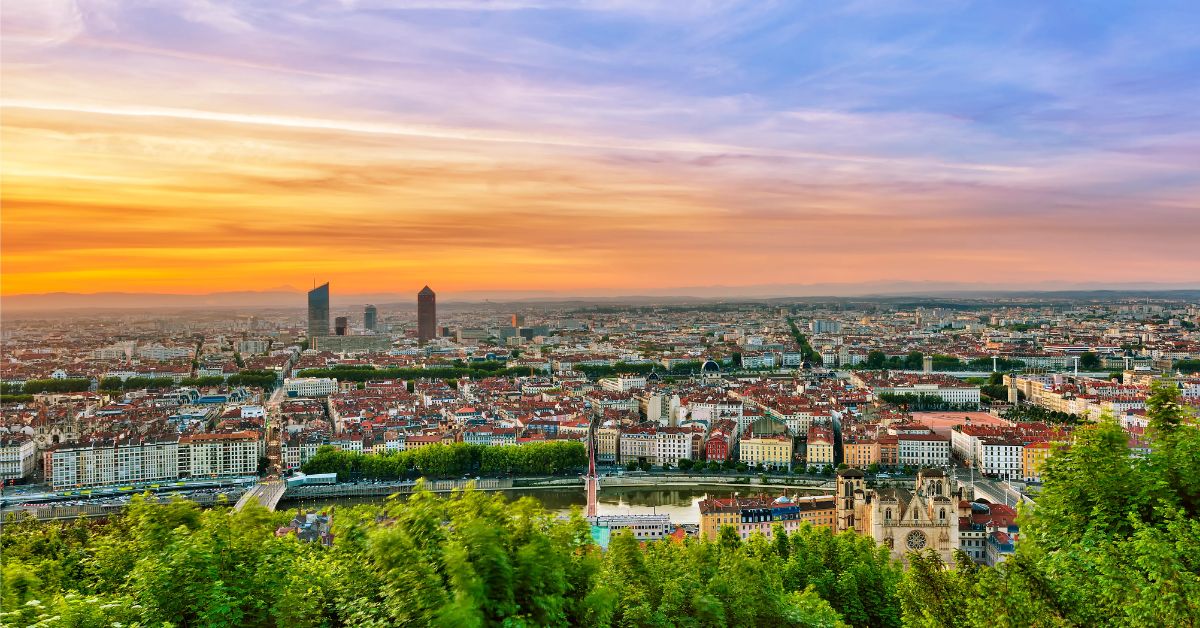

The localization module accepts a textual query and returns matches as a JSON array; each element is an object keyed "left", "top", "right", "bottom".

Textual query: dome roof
[{"left": 701, "top": 360, "right": 720, "bottom": 372}]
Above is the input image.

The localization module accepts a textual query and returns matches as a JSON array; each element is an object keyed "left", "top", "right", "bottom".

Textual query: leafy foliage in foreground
[{"left": 2, "top": 489, "right": 879, "bottom": 627}]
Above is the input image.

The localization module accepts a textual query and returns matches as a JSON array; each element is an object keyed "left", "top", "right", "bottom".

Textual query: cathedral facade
[{"left": 836, "top": 467, "right": 961, "bottom": 564}]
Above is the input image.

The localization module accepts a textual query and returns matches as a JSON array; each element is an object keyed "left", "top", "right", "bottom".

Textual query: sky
[{"left": 2, "top": 0, "right": 1199, "bottom": 298}]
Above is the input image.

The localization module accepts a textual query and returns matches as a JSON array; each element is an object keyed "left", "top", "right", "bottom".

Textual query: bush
[
  {"left": 303, "top": 441, "right": 587, "bottom": 480},
  {"left": 22, "top": 378, "right": 92, "bottom": 394}
]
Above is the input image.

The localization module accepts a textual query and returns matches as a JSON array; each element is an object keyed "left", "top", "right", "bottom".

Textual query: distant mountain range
[{"left": 3, "top": 281, "right": 1199, "bottom": 312}]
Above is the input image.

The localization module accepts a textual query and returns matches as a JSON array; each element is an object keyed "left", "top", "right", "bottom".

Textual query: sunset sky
[{"left": 3, "top": 1, "right": 1199, "bottom": 298}]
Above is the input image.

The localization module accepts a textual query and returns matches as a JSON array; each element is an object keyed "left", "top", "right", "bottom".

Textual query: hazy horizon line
[{"left": 4, "top": 280, "right": 1200, "bottom": 313}]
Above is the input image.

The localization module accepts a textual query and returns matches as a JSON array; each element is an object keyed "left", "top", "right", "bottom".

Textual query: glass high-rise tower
[
  {"left": 364, "top": 304, "right": 377, "bottom": 331},
  {"left": 308, "top": 283, "right": 330, "bottom": 340}
]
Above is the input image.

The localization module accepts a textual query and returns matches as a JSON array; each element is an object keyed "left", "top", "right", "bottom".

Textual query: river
[{"left": 280, "top": 485, "right": 830, "bottom": 525}]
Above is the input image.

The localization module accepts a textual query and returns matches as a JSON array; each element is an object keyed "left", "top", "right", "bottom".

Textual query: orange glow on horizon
[{"left": 3, "top": 2, "right": 1198, "bottom": 297}]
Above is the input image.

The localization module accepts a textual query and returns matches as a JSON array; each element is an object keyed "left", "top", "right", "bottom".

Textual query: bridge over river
[{"left": 233, "top": 480, "right": 288, "bottom": 512}]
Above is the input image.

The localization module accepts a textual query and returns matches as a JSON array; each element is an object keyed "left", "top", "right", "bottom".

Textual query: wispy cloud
[{"left": 2, "top": 0, "right": 1198, "bottom": 294}]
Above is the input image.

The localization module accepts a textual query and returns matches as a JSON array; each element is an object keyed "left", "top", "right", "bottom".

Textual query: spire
[{"left": 585, "top": 416, "right": 599, "bottom": 518}]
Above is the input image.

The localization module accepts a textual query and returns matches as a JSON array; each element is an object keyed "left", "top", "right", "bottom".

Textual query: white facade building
[
  {"left": 178, "top": 431, "right": 261, "bottom": 478},
  {"left": 740, "top": 353, "right": 776, "bottom": 369},
  {"left": 876, "top": 382, "right": 981, "bottom": 406},
  {"left": 137, "top": 343, "right": 194, "bottom": 361},
  {"left": 897, "top": 433, "right": 951, "bottom": 467},
  {"left": 589, "top": 514, "right": 673, "bottom": 541},
  {"left": 238, "top": 339, "right": 270, "bottom": 355},
  {"left": 91, "top": 342, "right": 136, "bottom": 360},
  {"left": 0, "top": 436, "right": 38, "bottom": 481},
  {"left": 50, "top": 436, "right": 180, "bottom": 489},
  {"left": 645, "top": 393, "right": 682, "bottom": 426},
  {"left": 329, "top": 437, "right": 364, "bottom": 453},
  {"left": 284, "top": 377, "right": 338, "bottom": 397},
  {"left": 599, "top": 375, "right": 647, "bottom": 392},
  {"left": 655, "top": 428, "right": 694, "bottom": 466},
  {"left": 977, "top": 439, "right": 1024, "bottom": 480},
  {"left": 239, "top": 405, "right": 266, "bottom": 419},
  {"left": 951, "top": 430, "right": 1024, "bottom": 480}
]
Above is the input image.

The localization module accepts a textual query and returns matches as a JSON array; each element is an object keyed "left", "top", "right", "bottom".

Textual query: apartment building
[
  {"left": 895, "top": 426, "right": 951, "bottom": 467},
  {"left": 806, "top": 425, "right": 835, "bottom": 467},
  {"left": 705, "top": 420, "right": 738, "bottom": 462},
  {"left": 620, "top": 427, "right": 656, "bottom": 464},
  {"left": 284, "top": 377, "right": 339, "bottom": 398},
  {"left": 49, "top": 434, "right": 180, "bottom": 489},
  {"left": 282, "top": 432, "right": 327, "bottom": 471},
  {"left": 179, "top": 431, "right": 262, "bottom": 478},
  {"left": 852, "top": 372, "right": 981, "bottom": 406},
  {"left": 595, "top": 426, "right": 620, "bottom": 464},
  {"left": 699, "top": 494, "right": 837, "bottom": 540},
  {"left": 599, "top": 375, "right": 647, "bottom": 392},
  {"left": 0, "top": 435, "right": 38, "bottom": 481},
  {"left": 842, "top": 434, "right": 880, "bottom": 469},
  {"left": 739, "top": 433, "right": 793, "bottom": 469},
  {"left": 952, "top": 423, "right": 1067, "bottom": 481},
  {"left": 655, "top": 427, "right": 695, "bottom": 466},
  {"left": 589, "top": 514, "right": 673, "bottom": 541},
  {"left": 1022, "top": 441, "right": 1054, "bottom": 482},
  {"left": 951, "top": 429, "right": 1024, "bottom": 480}
]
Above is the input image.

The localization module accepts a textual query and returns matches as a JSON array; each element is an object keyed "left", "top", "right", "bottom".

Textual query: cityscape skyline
[
  {"left": 3, "top": 2, "right": 1198, "bottom": 625},
  {"left": 6, "top": 281, "right": 1200, "bottom": 313},
  {"left": 4, "top": 1, "right": 1199, "bottom": 297}
]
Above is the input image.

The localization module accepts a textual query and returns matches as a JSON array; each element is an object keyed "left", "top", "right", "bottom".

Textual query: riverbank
[
  {"left": 283, "top": 472, "right": 838, "bottom": 500},
  {"left": 2, "top": 472, "right": 845, "bottom": 524},
  {"left": 281, "top": 483, "right": 835, "bottom": 525},
  {"left": 1, "top": 489, "right": 246, "bottom": 525}
]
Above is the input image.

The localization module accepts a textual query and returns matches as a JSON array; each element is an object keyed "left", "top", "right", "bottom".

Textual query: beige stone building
[
  {"left": 595, "top": 427, "right": 620, "bottom": 465},
  {"left": 805, "top": 425, "right": 835, "bottom": 467},
  {"left": 739, "top": 434, "right": 793, "bottom": 469}
]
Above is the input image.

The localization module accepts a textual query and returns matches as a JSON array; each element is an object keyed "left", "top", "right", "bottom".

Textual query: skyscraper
[
  {"left": 334, "top": 316, "right": 348, "bottom": 336},
  {"left": 417, "top": 286, "right": 436, "bottom": 344},
  {"left": 511, "top": 313, "right": 525, "bottom": 327},
  {"left": 307, "top": 283, "right": 330, "bottom": 341},
  {"left": 364, "top": 304, "right": 377, "bottom": 332}
]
